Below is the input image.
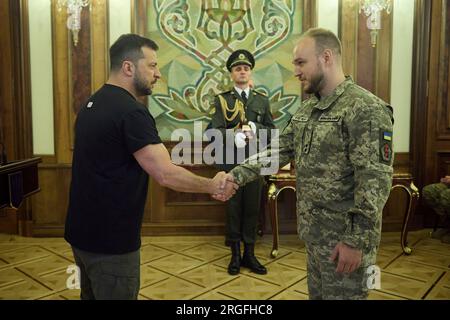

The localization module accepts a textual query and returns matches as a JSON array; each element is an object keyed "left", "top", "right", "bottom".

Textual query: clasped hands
[{"left": 210, "top": 172, "right": 239, "bottom": 201}]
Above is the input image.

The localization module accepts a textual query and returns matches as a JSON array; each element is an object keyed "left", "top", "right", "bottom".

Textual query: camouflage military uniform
[
  {"left": 422, "top": 183, "right": 450, "bottom": 217},
  {"left": 422, "top": 183, "right": 450, "bottom": 243},
  {"left": 230, "top": 77, "right": 394, "bottom": 299},
  {"left": 211, "top": 88, "right": 275, "bottom": 245}
]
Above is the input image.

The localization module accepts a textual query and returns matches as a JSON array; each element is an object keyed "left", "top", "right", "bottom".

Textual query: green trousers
[
  {"left": 72, "top": 246, "right": 140, "bottom": 300},
  {"left": 226, "top": 178, "right": 263, "bottom": 245}
]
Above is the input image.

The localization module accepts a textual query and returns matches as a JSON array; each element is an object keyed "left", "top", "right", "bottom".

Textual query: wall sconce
[
  {"left": 359, "top": 0, "right": 391, "bottom": 47},
  {"left": 57, "top": 0, "right": 90, "bottom": 47}
]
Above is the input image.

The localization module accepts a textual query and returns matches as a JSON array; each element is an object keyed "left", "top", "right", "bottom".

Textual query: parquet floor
[{"left": 0, "top": 229, "right": 449, "bottom": 300}]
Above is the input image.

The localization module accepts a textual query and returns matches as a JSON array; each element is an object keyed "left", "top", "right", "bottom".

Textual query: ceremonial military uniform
[
  {"left": 210, "top": 50, "right": 275, "bottom": 275},
  {"left": 230, "top": 77, "right": 394, "bottom": 298}
]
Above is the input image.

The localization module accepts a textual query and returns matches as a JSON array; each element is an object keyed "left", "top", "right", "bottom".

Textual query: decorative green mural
[{"left": 147, "top": 0, "right": 302, "bottom": 140}]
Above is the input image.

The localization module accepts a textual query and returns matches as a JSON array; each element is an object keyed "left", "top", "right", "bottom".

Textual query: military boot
[
  {"left": 241, "top": 243, "right": 267, "bottom": 275},
  {"left": 227, "top": 241, "right": 241, "bottom": 275}
]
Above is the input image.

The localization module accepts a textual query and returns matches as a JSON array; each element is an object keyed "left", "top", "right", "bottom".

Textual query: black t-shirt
[{"left": 64, "top": 84, "right": 162, "bottom": 254}]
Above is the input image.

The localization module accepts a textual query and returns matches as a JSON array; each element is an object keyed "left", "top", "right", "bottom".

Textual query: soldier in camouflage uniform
[
  {"left": 229, "top": 28, "right": 394, "bottom": 299},
  {"left": 210, "top": 49, "right": 275, "bottom": 275},
  {"left": 422, "top": 177, "right": 450, "bottom": 243}
]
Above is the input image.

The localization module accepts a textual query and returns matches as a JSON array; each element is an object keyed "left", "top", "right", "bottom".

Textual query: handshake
[{"left": 210, "top": 172, "right": 239, "bottom": 202}]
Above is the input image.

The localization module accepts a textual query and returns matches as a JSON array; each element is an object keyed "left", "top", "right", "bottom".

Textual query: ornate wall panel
[{"left": 146, "top": 0, "right": 304, "bottom": 140}]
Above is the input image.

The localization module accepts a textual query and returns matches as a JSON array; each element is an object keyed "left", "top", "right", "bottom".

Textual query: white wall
[
  {"left": 28, "top": 0, "right": 54, "bottom": 155},
  {"left": 390, "top": 0, "right": 414, "bottom": 153},
  {"left": 317, "top": 0, "right": 339, "bottom": 35},
  {"left": 108, "top": 0, "right": 131, "bottom": 47}
]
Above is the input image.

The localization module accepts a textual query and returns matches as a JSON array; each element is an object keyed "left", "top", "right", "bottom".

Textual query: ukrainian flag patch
[{"left": 379, "top": 130, "right": 393, "bottom": 164}]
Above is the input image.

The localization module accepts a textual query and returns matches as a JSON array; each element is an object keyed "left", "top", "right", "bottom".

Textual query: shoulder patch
[
  {"left": 379, "top": 130, "right": 393, "bottom": 164},
  {"left": 253, "top": 90, "right": 267, "bottom": 97}
]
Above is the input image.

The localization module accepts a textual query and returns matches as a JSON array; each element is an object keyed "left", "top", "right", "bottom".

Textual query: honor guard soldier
[{"left": 210, "top": 49, "right": 275, "bottom": 275}]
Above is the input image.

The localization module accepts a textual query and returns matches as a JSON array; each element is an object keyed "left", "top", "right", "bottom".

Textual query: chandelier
[
  {"left": 359, "top": 0, "right": 391, "bottom": 47},
  {"left": 57, "top": 0, "right": 91, "bottom": 47}
]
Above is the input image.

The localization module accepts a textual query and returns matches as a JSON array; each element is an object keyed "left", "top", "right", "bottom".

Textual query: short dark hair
[
  {"left": 302, "top": 28, "right": 342, "bottom": 56},
  {"left": 109, "top": 34, "right": 159, "bottom": 71}
]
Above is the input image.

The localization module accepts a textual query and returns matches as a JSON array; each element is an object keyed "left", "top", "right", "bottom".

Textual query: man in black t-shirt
[{"left": 65, "top": 34, "right": 238, "bottom": 300}]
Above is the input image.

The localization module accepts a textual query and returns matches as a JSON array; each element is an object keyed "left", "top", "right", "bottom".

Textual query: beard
[
  {"left": 133, "top": 71, "right": 152, "bottom": 96},
  {"left": 304, "top": 66, "right": 325, "bottom": 94}
]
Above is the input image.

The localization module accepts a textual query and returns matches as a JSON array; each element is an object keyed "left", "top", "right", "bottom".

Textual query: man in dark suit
[{"left": 210, "top": 49, "right": 275, "bottom": 275}]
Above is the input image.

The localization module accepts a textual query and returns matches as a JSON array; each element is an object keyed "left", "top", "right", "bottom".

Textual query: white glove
[
  {"left": 242, "top": 121, "right": 257, "bottom": 140},
  {"left": 234, "top": 132, "right": 247, "bottom": 148},
  {"left": 248, "top": 121, "right": 257, "bottom": 134}
]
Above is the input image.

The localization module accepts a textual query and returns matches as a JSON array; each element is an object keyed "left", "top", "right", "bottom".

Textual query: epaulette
[
  {"left": 215, "top": 90, "right": 232, "bottom": 96},
  {"left": 253, "top": 90, "right": 268, "bottom": 97}
]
